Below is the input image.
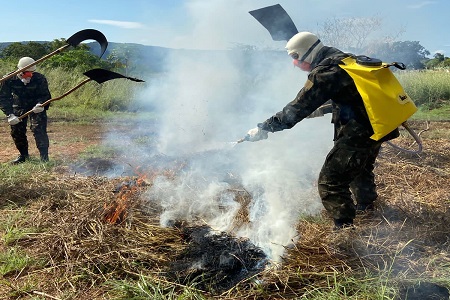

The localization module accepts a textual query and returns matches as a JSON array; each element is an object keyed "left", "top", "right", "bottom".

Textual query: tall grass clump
[
  {"left": 397, "top": 70, "right": 450, "bottom": 108},
  {"left": 0, "top": 63, "right": 146, "bottom": 113},
  {"left": 0, "top": 58, "right": 15, "bottom": 73},
  {"left": 42, "top": 66, "right": 146, "bottom": 112}
]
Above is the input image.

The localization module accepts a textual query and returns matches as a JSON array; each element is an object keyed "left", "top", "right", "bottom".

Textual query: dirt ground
[
  {"left": 0, "top": 119, "right": 447, "bottom": 164},
  {"left": 0, "top": 120, "right": 107, "bottom": 163}
]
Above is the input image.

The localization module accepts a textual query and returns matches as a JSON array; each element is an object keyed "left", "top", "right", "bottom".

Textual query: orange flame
[
  {"left": 103, "top": 170, "right": 148, "bottom": 224},
  {"left": 102, "top": 162, "right": 186, "bottom": 224}
]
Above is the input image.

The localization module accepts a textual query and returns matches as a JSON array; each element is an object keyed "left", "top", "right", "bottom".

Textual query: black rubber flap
[{"left": 249, "top": 4, "right": 298, "bottom": 41}]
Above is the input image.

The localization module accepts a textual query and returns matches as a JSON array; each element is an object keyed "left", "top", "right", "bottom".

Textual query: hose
[{"left": 385, "top": 121, "right": 423, "bottom": 154}]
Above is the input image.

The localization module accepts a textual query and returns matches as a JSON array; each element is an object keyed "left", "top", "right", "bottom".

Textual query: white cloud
[
  {"left": 407, "top": 1, "right": 437, "bottom": 9},
  {"left": 88, "top": 19, "right": 144, "bottom": 29}
]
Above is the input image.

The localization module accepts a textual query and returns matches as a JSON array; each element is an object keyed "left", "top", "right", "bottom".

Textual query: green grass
[
  {"left": 78, "top": 144, "right": 119, "bottom": 160},
  {"left": 2, "top": 61, "right": 449, "bottom": 122},
  {"left": 0, "top": 209, "right": 39, "bottom": 246},
  {"left": 397, "top": 70, "right": 450, "bottom": 108},
  {"left": 0, "top": 246, "right": 45, "bottom": 298},
  {"left": 411, "top": 103, "right": 450, "bottom": 121},
  {"left": 0, "top": 248, "right": 33, "bottom": 276},
  {"left": 300, "top": 272, "right": 397, "bottom": 300},
  {"left": 43, "top": 66, "right": 147, "bottom": 111},
  {"left": 46, "top": 105, "right": 158, "bottom": 124},
  {"left": 0, "top": 63, "right": 147, "bottom": 114},
  {"left": 0, "top": 161, "right": 54, "bottom": 187},
  {"left": 107, "top": 276, "right": 208, "bottom": 300}
]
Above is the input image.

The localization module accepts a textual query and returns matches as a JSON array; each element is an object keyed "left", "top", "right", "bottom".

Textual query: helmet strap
[{"left": 300, "top": 39, "right": 321, "bottom": 62}]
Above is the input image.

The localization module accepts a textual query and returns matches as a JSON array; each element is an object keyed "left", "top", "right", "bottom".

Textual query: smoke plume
[{"left": 107, "top": 0, "right": 334, "bottom": 262}]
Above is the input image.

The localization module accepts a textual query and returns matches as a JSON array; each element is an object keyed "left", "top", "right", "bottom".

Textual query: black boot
[
  {"left": 333, "top": 218, "right": 354, "bottom": 231},
  {"left": 39, "top": 149, "right": 49, "bottom": 162},
  {"left": 11, "top": 154, "right": 29, "bottom": 164},
  {"left": 356, "top": 203, "right": 375, "bottom": 214}
]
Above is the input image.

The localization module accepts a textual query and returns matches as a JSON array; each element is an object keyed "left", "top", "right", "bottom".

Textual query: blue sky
[{"left": 1, "top": 0, "right": 448, "bottom": 55}]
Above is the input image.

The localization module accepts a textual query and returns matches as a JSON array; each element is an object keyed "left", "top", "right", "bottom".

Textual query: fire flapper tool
[
  {"left": 249, "top": 4, "right": 299, "bottom": 41},
  {"left": 1, "top": 29, "right": 108, "bottom": 84},
  {"left": 18, "top": 69, "right": 144, "bottom": 120}
]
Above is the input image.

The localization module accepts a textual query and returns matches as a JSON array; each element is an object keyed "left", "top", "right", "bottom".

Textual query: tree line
[
  {"left": 0, "top": 39, "right": 113, "bottom": 72},
  {"left": 0, "top": 39, "right": 166, "bottom": 78},
  {"left": 316, "top": 15, "right": 446, "bottom": 70},
  {"left": 1, "top": 18, "right": 448, "bottom": 73}
]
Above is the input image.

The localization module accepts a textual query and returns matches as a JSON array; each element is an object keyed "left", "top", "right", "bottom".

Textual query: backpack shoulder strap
[{"left": 316, "top": 56, "right": 346, "bottom": 67}]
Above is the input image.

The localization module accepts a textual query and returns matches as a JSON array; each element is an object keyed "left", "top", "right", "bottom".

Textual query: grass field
[{"left": 0, "top": 118, "right": 448, "bottom": 299}]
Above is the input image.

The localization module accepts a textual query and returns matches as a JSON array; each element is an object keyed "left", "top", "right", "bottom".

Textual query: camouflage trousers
[
  {"left": 318, "top": 120, "right": 383, "bottom": 220},
  {"left": 10, "top": 109, "right": 49, "bottom": 155}
]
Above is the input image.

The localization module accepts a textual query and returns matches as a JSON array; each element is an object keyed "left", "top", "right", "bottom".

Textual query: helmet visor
[{"left": 290, "top": 52, "right": 300, "bottom": 60}]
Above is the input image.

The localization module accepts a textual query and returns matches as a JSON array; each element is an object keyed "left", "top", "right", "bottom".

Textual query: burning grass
[{"left": 0, "top": 122, "right": 449, "bottom": 299}]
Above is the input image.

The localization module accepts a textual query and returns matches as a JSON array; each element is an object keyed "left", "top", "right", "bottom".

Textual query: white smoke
[
  {"left": 135, "top": 47, "right": 332, "bottom": 261},
  {"left": 108, "top": 0, "right": 334, "bottom": 262}
]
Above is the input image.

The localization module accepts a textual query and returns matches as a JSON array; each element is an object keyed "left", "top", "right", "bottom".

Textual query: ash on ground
[
  {"left": 167, "top": 224, "right": 268, "bottom": 293},
  {"left": 399, "top": 282, "right": 449, "bottom": 300},
  {"left": 69, "top": 157, "right": 134, "bottom": 177}
]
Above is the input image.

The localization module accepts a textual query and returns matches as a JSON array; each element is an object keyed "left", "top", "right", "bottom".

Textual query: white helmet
[
  {"left": 17, "top": 57, "right": 37, "bottom": 72},
  {"left": 286, "top": 32, "right": 324, "bottom": 64}
]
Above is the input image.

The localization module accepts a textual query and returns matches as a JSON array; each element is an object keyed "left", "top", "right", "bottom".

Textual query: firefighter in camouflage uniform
[
  {"left": 245, "top": 32, "right": 399, "bottom": 229},
  {"left": 0, "top": 57, "right": 52, "bottom": 164}
]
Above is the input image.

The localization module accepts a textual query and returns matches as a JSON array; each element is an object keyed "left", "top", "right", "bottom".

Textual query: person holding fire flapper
[{"left": 0, "top": 57, "right": 52, "bottom": 163}]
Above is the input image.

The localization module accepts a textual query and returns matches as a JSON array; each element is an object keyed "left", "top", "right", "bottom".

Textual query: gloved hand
[
  {"left": 245, "top": 127, "right": 269, "bottom": 142},
  {"left": 7, "top": 114, "right": 20, "bottom": 125},
  {"left": 32, "top": 103, "right": 44, "bottom": 113}
]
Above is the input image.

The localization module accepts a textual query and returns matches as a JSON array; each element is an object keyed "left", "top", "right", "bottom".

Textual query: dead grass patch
[{"left": 0, "top": 122, "right": 449, "bottom": 299}]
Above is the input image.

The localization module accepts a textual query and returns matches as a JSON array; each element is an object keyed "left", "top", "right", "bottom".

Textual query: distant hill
[
  {"left": 87, "top": 41, "right": 170, "bottom": 57},
  {"left": 0, "top": 41, "right": 286, "bottom": 74},
  {"left": 0, "top": 41, "right": 48, "bottom": 51},
  {"left": 89, "top": 41, "right": 173, "bottom": 73},
  {"left": 0, "top": 42, "right": 12, "bottom": 51}
]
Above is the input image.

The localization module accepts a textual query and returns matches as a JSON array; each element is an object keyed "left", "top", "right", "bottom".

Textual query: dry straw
[{"left": 1, "top": 120, "right": 449, "bottom": 299}]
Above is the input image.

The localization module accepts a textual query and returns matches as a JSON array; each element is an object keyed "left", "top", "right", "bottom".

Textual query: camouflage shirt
[
  {"left": 0, "top": 72, "right": 51, "bottom": 116},
  {"left": 259, "top": 46, "right": 389, "bottom": 140}
]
